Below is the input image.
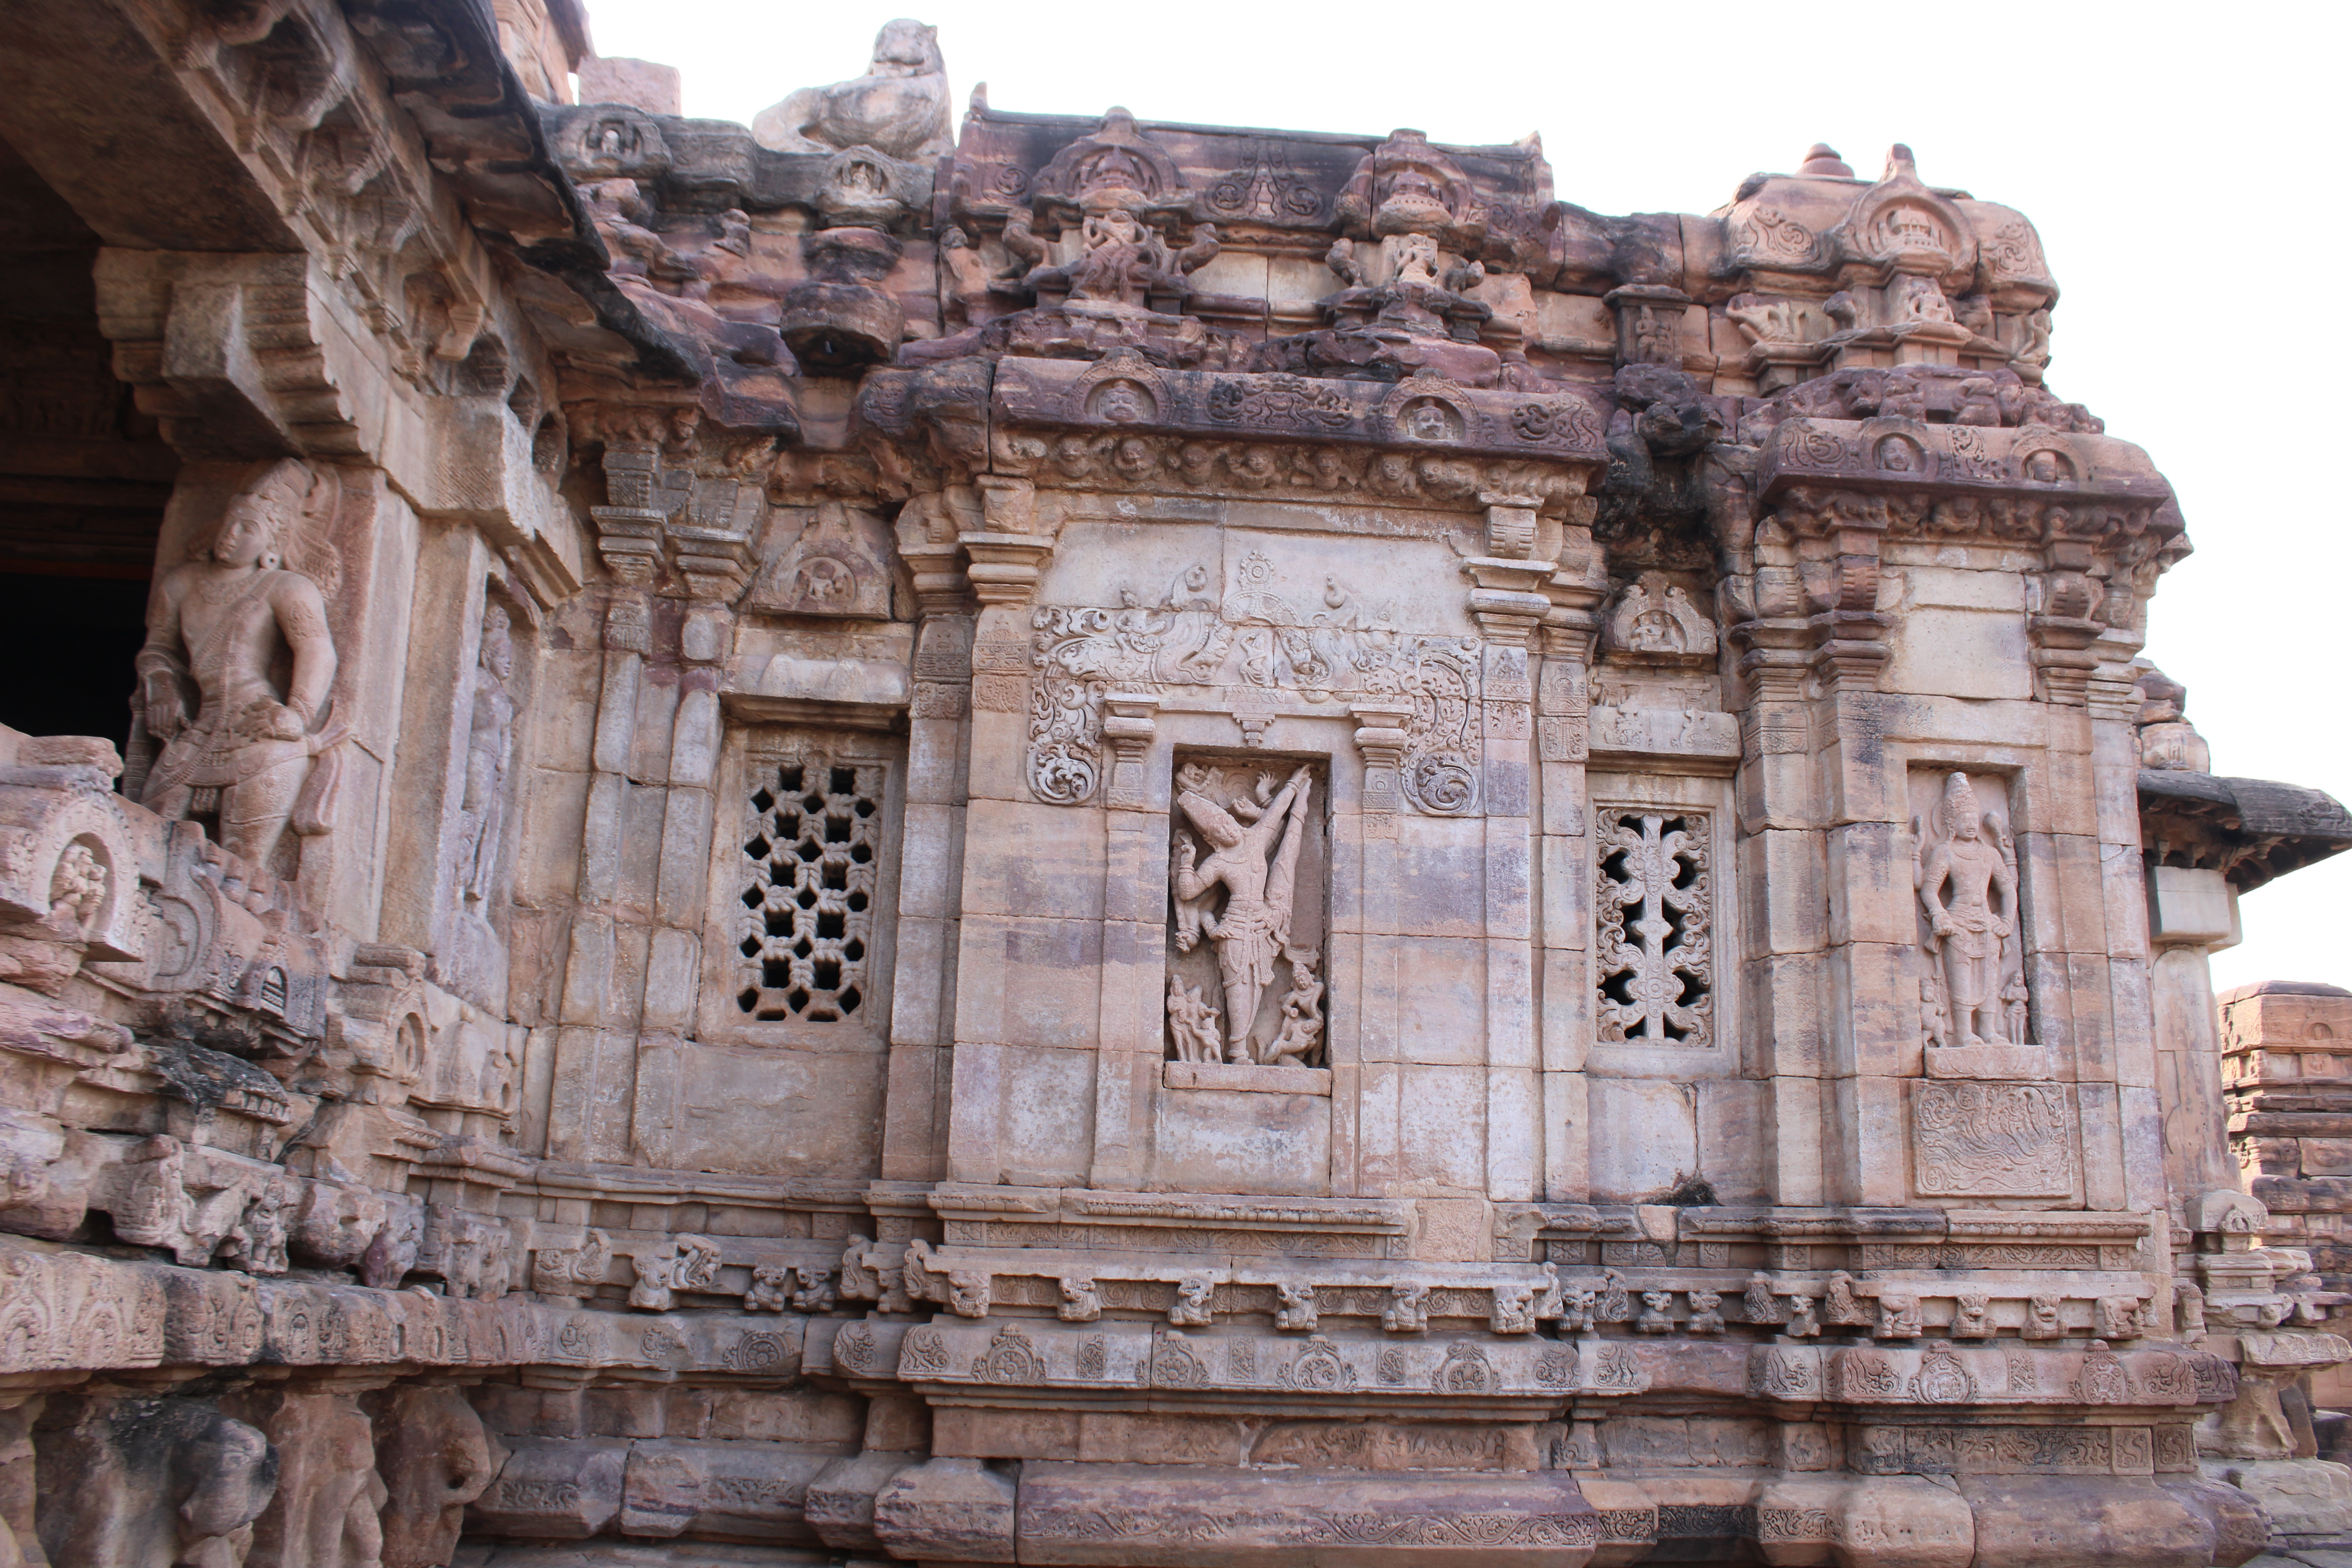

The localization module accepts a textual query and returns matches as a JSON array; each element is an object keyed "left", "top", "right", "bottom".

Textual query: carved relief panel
[
  {"left": 699, "top": 726, "right": 902, "bottom": 1044},
  {"left": 1905, "top": 768, "right": 2035, "bottom": 1063},
  {"left": 1165, "top": 754, "right": 1329, "bottom": 1067},
  {"left": 1021, "top": 525, "right": 1481, "bottom": 814}
]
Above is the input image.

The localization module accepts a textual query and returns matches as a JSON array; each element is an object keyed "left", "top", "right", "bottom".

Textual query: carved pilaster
[
  {"left": 1351, "top": 702, "right": 1412, "bottom": 834},
  {"left": 591, "top": 442, "right": 669, "bottom": 589},
  {"left": 1101, "top": 693, "right": 1161, "bottom": 811},
  {"left": 2029, "top": 541, "right": 2102, "bottom": 707},
  {"left": 1461, "top": 559, "right": 1552, "bottom": 648},
  {"left": 1795, "top": 502, "right": 1891, "bottom": 692},
  {"left": 958, "top": 534, "right": 1054, "bottom": 608}
]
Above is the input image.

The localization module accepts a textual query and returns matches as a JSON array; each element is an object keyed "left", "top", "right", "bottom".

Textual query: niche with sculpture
[
  {"left": 1163, "top": 755, "right": 1328, "bottom": 1069},
  {"left": 128, "top": 459, "right": 349, "bottom": 882},
  {"left": 1908, "top": 768, "right": 2039, "bottom": 1074}
]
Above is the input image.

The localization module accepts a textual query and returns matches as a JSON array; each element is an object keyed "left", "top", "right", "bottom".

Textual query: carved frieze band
[{"left": 1021, "top": 553, "right": 1481, "bottom": 811}]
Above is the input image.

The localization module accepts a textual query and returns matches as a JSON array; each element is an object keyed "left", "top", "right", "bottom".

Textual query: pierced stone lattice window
[
  {"left": 1595, "top": 808, "right": 1714, "bottom": 1047},
  {"left": 736, "top": 749, "right": 883, "bottom": 1022}
]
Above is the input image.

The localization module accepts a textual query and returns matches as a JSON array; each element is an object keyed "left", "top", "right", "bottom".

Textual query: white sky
[{"left": 581, "top": 0, "right": 2352, "bottom": 993}]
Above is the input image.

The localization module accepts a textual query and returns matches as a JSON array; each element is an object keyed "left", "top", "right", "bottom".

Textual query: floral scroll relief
[
  {"left": 1026, "top": 553, "right": 1481, "bottom": 811},
  {"left": 1593, "top": 808, "right": 1713, "bottom": 1048}
]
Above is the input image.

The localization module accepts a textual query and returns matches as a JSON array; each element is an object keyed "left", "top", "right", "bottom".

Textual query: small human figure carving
[
  {"left": 136, "top": 459, "right": 347, "bottom": 872},
  {"left": 223, "top": 1176, "right": 292, "bottom": 1276},
  {"left": 1688, "top": 1290, "right": 1724, "bottom": 1334},
  {"left": 457, "top": 603, "right": 517, "bottom": 904},
  {"left": 1164, "top": 976, "right": 1223, "bottom": 1064},
  {"left": 2014, "top": 308, "right": 2053, "bottom": 367},
  {"left": 1785, "top": 1295, "right": 1821, "bottom": 1338},
  {"left": 791, "top": 1266, "right": 837, "bottom": 1312},
  {"left": 1916, "top": 773, "right": 2024, "bottom": 1048},
  {"left": 1383, "top": 1282, "right": 1429, "bottom": 1332},
  {"left": 1492, "top": 1284, "right": 1539, "bottom": 1334},
  {"left": 1823, "top": 1271, "right": 1872, "bottom": 1327},
  {"left": 1894, "top": 274, "right": 1955, "bottom": 324},
  {"left": 1637, "top": 1290, "right": 1676, "bottom": 1334},
  {"left": 1168, "top": 1275, "right": 1214, "bottom": 1327},
  {"left": 1268, "top": 947, "right": 1325, "bottom": 1065},
  {"left": 746, "top": 1262, "right": 793, "bottom": 1311},
  {"left": 1171, "top": 764, "right": 1317, "bottom": 1063},
  {"left": 1059, "top": 1276, "right": 1102, "bottom": 1323},
  {"left": 1275, "top": 1281, "right": 1319, "bottom": 1331}
]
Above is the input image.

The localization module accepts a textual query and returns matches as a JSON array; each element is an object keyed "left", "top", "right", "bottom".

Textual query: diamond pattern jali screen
[{"left": 736, "top": 747, "right": 884, "bottom": 1022}]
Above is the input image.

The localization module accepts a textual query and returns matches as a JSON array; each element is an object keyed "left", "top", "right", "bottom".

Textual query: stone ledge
[{"left": 1163, "top": 1061, "right": 1332, "bottom": 1096}]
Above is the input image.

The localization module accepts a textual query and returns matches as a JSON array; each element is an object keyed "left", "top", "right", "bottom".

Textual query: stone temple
[{"left": 2, "top": 3, "right": 2352, "bottom": 1564}]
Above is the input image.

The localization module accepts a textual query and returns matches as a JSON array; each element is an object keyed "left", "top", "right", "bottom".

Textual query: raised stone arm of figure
[{"left": 1261, "top": 766, "right": 1313, "bottom": 939}]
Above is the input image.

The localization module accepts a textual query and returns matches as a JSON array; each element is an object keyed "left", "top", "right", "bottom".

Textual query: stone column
[
  {"left": 943, "top": 476, "right": 1053, "bottom": 1186},
  {"left": 1536, "top": 521, "right": 1606, "bottom": 1203},
  {"left": 1346, "top": 702, "right": 1411, "bottom": 1198},
  {"left": 1464, "top": 539, "right": 1552, "bottom": 1207},
  {"left": 1089, "top": 691, "right": 1161, "bottom": 1190},
  {"left": 1792, "top": 497, "right": 1901, "bottom": 1206},
  {"left": 2019, "top": 549, "right": 2127, "bottom": 1211},
  {"left": 545, "top": 443, "right": 662, "bottom": 1163},
  {"left": 2089, "top": 630, "right": 2169, "bottom": 1227},
  {"left": 1731, "top": 532, "right": 1829, "bottom": 1207},
  {"left": 883, "top": 489, "right": 978, "bottom": 1184}
]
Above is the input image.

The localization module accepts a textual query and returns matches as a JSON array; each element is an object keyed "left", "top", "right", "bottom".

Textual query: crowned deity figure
[
  {"left": 1171, "top": 764, "right": 1315, "bottom": 1062},
  {"left": 1916, "top": 772, "right": 2023, "bottom": 1047},
  {"left": 135, "top": 459, "right": 345, "bottom": 872}
]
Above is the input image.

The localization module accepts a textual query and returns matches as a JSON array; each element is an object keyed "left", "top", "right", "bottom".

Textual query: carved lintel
[{"left": 1100, "top": 693, "right": 1160, "bottom": 811}]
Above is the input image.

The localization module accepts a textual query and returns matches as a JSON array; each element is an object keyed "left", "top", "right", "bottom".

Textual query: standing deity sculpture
[
  {"left": 1170, "top": 764, "right": 1318, "bottom": 1064},
  {"left": 134, "top": 459, "right": 345, "bottom": 874},
  {"left": 1915, "top": 772, "right": 2026, "bottom": 1048},
  {"left": 457, "top": 604, "right": 518, "bottom": 904}
]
